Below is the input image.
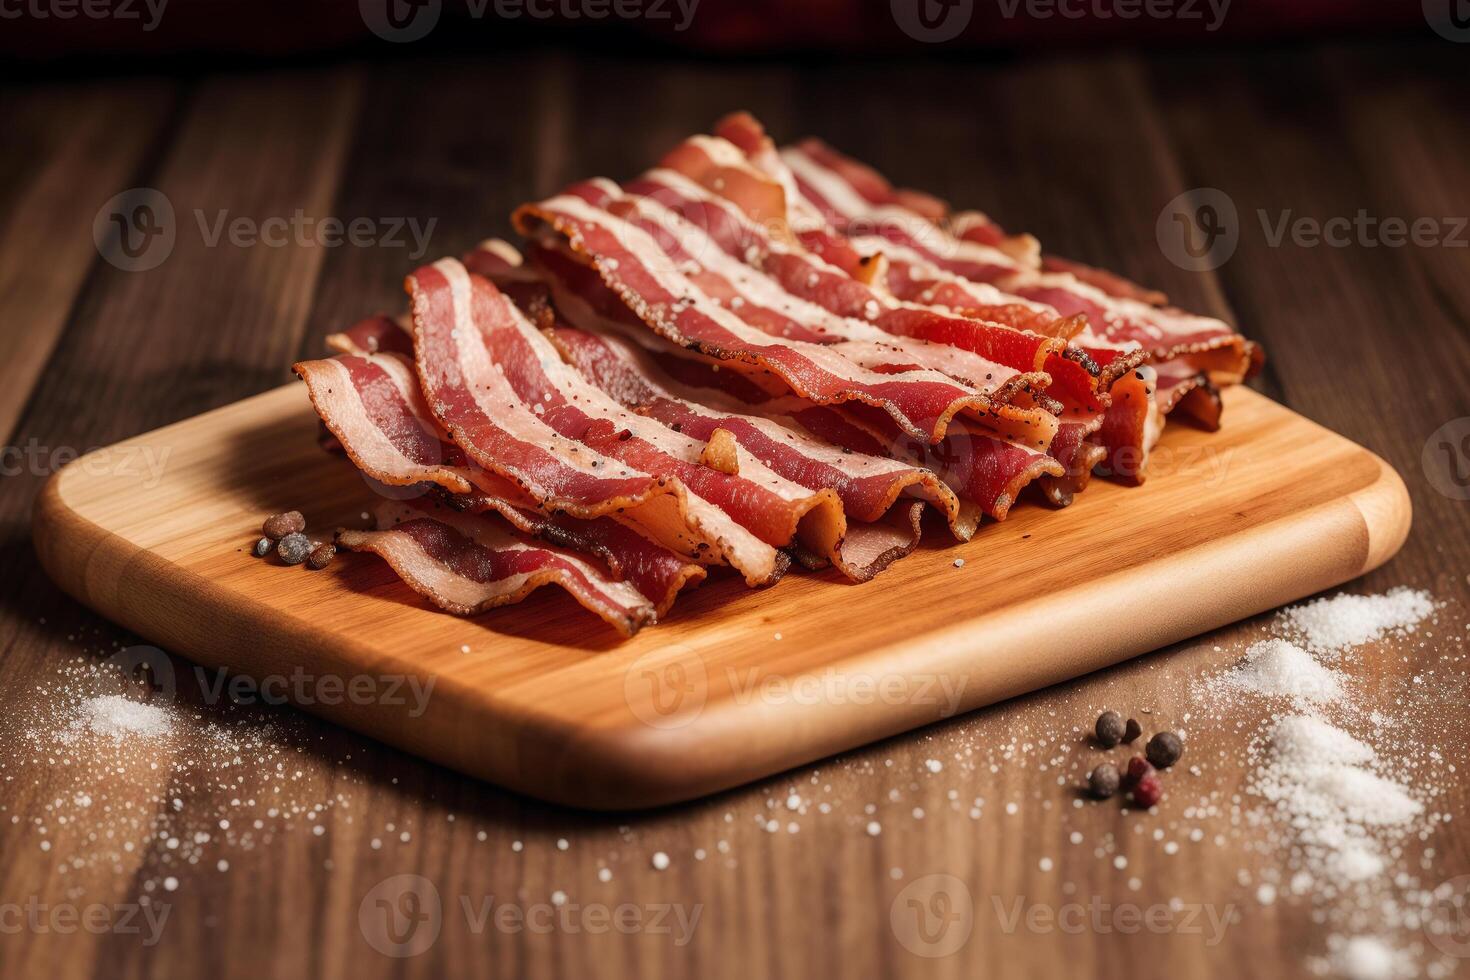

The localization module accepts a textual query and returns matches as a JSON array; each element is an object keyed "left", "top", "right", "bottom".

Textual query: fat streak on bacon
[
  {"left": 338, "top": 501, "right": 657, "bottom": 637},
  {"left": 294, "top": 350, "right": 705, "bottom": 616},
  {"left": 406, "top": 256, "right": 943, "bottom": 588},
  {"left": 512, "top": 192, "right": 1061, "bottom": 450},
  {"left": 472, "top": 239, "right": 1064, "bottom": 535},
  {"left": 615, "top": 155, "right": 1113, "bottom": 496},
  {"left": 703, "top": 112, "right": 1257, "bottom": 483}
]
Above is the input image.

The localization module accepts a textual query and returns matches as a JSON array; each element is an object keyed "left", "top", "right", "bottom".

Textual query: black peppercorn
[
  {"left": 277, "top": 532, "right": 312, "bottom": 565},
  {"left": 1088, "top": 763, "right": 1121, "bottom": 799},
  {"left": 1146, "top": 731, "right": 1184, "bottom": 769},
  {"left": 1095, "top": 710, "right": 1125, "bottom": 748}
]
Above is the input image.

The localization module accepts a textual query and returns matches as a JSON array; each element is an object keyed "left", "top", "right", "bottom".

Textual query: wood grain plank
[
  {"left": 0, "top": 66, "right": 364, "bottom": 980},
  {"left": 298, "top": 54, "right": 565, "bottom": 357},
  {"left": 0, "top": 78, "right": 179, "bottom": 444},
  {"left": 3, "top": 43, "right": 1468, "bottom": 980},
  {"left": 1141, "top": 40, "right": 1470, "bottom": 574}
]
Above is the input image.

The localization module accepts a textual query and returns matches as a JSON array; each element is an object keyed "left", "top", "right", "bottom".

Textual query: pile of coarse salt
[
  {"left": 1256, "top": 715, "right": 1421, "bottom": 831},
  {"left": 1218, "top": 639, "right": 1343, "bottom": 705},
  {"left": 1195, "top": 588, "right": 1452, "bottom": 980},
  {"left": 67, "top": 694, "right": 174, "bottom": 741},
  {"left": 1278, "top": 587, "right": 1437, "bottom": 655}
]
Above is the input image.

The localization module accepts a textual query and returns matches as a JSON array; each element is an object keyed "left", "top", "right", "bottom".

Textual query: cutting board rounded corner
[
  {"left": 31, "top": 461, "right": 108, "bottom": 611},
  {"left": 1345, "top": 450, "right": 1413, "bottom": 576}
]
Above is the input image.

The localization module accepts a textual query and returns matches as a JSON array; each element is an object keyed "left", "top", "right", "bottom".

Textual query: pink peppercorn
[{"left": 1133, "top": 774, "right": 1163, "bottom": 808}]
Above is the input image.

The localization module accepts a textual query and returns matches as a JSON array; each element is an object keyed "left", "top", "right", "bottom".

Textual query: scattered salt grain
[
  {"left": 1331, "top": 936, "right": 1401, "bottom": 980},
  {"left": 651, "top": 851, "right": 670, "bottom": 871}
]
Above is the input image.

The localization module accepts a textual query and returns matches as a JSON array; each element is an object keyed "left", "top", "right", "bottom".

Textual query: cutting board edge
[
  {"left": 32, "top": 427, "right": 1414, "bottom": 810},
  {"left": 543, "top": 453, "right": 1411, "bottom": 808}
]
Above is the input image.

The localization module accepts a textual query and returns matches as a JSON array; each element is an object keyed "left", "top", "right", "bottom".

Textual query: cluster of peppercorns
[
  {"left": 252, "top": 511, "right": 335, "bottom": 570},
  {"left": 1085, "top": 710, "right": 1183, "bottom": 810}
]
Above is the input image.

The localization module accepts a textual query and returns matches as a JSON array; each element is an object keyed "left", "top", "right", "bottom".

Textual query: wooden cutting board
[{"left": 33, "top": 384, "right": 1410, "bottom": 809}]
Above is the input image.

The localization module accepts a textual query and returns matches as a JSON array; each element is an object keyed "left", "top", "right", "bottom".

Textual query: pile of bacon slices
[{"left": 293, "top": 113, "right": 1263, "bottom": 637}]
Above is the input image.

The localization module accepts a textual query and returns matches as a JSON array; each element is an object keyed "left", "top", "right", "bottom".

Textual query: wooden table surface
[{"left": 2, "top": 36, "right": 1468, "bottom": 980}]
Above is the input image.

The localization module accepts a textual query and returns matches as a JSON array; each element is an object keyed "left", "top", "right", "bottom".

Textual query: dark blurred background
[{"left": 0, "top": 0, "right": 1442, "bottom": 71}]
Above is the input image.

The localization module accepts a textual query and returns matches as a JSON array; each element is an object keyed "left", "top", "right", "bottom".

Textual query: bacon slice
[
  {"left": 619, "top": 165, "right": 1112, "bottom": 500},
  {"left": 408, "top": 257, "right": 863, "bottom": 587},
  {"left": 512, "top": 192, "right": 1058, "bottom": 448},
  {"left": 293, "top": 351, "right": 704, "bottom": 615},
  {"left": 472, "top": 241, "right": 987, "bottom": 573},
  {"left": 774, "top": 135, "right": 1260, "bottom": 381},
  {"left": 753, "top": 127, "right": 1170, "bottom": 309},
  {"left": 552, "top": 325, "right": 949, "bottom": 579},
  {"left": 695, "top": 115, "right": 1260, "bottom": 486},
  {"left": 338, "top": 501, "right": 656, "bottom": 637},
  {"left": 327, "top": 314, "right": 413, "bottom": 357},
  {"left": 508, "top": 243, "right": 1062, "bottom": 535}
]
